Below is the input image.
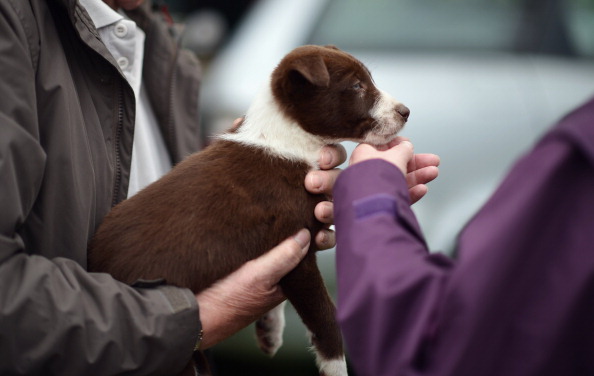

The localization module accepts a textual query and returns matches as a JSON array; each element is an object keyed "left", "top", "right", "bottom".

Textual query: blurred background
[{"left": 167, "top": 0, "right": 594, "bottom": 374}]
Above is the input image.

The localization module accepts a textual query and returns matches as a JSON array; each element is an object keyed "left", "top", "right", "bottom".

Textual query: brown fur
[{"left": 89, "top": 141, "right": 323, "bottom": 291}]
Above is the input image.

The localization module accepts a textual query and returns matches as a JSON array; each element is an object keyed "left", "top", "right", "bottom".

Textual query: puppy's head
[{"left": 271, "top": 45, "right": 409, "bottom": 145}]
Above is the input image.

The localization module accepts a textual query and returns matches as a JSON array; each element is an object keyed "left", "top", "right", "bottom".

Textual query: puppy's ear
[{"left": 289, "top": 55, "right": 330, "bottom": 88}]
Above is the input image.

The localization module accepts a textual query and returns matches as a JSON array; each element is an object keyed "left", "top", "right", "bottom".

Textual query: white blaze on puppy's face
[{"left": 364, "top": 89, "right": 409, "bottom": 145}]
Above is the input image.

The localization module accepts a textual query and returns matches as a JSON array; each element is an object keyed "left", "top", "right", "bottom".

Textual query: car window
[{"left": 309, "top": 0, "right": 594, "bottom": 57}]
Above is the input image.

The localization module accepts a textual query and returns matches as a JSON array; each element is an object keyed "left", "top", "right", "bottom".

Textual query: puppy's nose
[{"left": 396, "top": 104, "right": 410, "bottom": 121}]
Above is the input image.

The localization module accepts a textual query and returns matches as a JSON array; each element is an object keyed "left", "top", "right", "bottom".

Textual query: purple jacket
[{"left": 334, "top": 98, "right": 594, "bottom": 376}]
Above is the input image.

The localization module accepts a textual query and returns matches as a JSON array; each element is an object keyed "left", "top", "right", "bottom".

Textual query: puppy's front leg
[
  {"left": 256, "top": 301, "right": 287, "bottom": 356},
  {"left": 281, "top": 253, "right": 347, "bottom": 376}
]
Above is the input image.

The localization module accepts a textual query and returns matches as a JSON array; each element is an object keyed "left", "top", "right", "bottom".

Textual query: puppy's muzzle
[{"left": 396, "top": 104, "right": 410, "bottom": 121}]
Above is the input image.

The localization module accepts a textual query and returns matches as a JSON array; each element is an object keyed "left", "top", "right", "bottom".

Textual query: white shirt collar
[{"left": 79, "top": 0, "right": 123, "bottom": 29}]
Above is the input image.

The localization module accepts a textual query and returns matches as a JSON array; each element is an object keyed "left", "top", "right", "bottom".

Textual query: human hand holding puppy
[
  {"left": 195, "top": 144, "right": 346, "bottom": 349},
  {"left": 350, "top": 137, "right": 440, "bottom": 203}
]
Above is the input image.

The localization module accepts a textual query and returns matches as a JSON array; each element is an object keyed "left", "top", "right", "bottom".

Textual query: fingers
[
  {"left": 305, "top": 169, "right": 341, "bottom": 196},
  {"left": 318, "top": 144, "right": 347, "bottom": 170},
  {"left": 412, "top": 153, "right": 441, "bottom": 170},
  {"left": 406, "top": 153, "right": 439, "bottom": 203},
  {"left": 254, "top": 229, "right": 310, "bottom": 283},
  {"left": 313, "top": 202, "right": 336, "bottom": 249},
  {"left": 406, "top": 165, "right": 439, "bottom": 189},
  {"left": 305, "top": 146, "right": 344, "bottom": 250},
  {"left": 315, "top": 227, "right": 336, "bottom": 250},
  {"left": 314, "top": 201, "right": 333, "bottom": 224},
  {"left": 305, "top": 145, "right": 346, "bottom": 196},
  {"left": 409, "top": 184, "right": 429, "bottom": 205}
]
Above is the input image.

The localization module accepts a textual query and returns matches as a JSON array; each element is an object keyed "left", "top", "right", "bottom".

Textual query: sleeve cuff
[
  {"left": 153, "top": 285, "right": 201, "bottom": 369},
  {"left": 335, "top": 159, "right": 426, "bottom": 246},
  {"left": 336, "top": 159, "right": 410, "bottom": 203}
]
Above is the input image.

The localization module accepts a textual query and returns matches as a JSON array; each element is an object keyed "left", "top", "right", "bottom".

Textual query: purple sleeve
[
  {"left": 334, "top": 160, "right": 453, "bottom": 375},
  {"left": 334, "top": 98, "right": 594, "bottom": 376}
]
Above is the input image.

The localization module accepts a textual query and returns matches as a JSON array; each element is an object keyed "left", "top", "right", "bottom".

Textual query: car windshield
[{"left": 309, "top": 0, "right": 594, "bottom": 57}]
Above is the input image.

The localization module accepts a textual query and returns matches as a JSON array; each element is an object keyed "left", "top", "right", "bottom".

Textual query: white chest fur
[{"left": 218, "top": 83, "right": 326, "bottom": 169}]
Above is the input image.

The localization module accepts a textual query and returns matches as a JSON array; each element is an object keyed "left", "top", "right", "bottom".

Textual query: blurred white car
[{"left": 198, "top": 0, "right": 594, "bottom": 372}]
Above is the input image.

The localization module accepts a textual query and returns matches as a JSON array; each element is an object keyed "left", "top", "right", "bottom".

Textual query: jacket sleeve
[
  {"left": 0, "top": 256, "right": 200, "bottom": 376},
  {"left": 0, "top": 3, "right": 199, "bottom": 375},
  {"left": 334, "top": 160, "right": 453, "bottom": 375},
  {"left": 334, "top": 101, "right": 594, "bottom": 376}
]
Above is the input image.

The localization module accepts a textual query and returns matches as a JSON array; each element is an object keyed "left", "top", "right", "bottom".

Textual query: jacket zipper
[
  {"left": 165, "top": 49, "right": 179, "bottom": 161},
  {"left": 112, "top": 83, "right": 124, "bottom": 207}
]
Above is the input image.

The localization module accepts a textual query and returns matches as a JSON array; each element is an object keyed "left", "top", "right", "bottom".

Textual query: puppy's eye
[{"left": 351, "top": 82, "right": 363, "bottom": 90}]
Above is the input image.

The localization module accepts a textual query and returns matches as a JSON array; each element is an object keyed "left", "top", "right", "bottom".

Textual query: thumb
[
  {"left": 349, "top": 143, "right": 378, "bottom": 165},
  {"left": 390, "top": 140, "right": 414, "bottom": 175},
  {"left": 254, "top": 229, "right": 310, "bottom": 283}
]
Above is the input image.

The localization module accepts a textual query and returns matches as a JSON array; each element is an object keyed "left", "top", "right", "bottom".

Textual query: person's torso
[{"left": 17, "top": 0, "right": 202, "bottom": 266}]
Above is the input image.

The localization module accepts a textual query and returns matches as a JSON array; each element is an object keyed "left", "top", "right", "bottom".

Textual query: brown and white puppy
[{"left": 88, "top": 45, "right": 409, "bottom": 376}]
